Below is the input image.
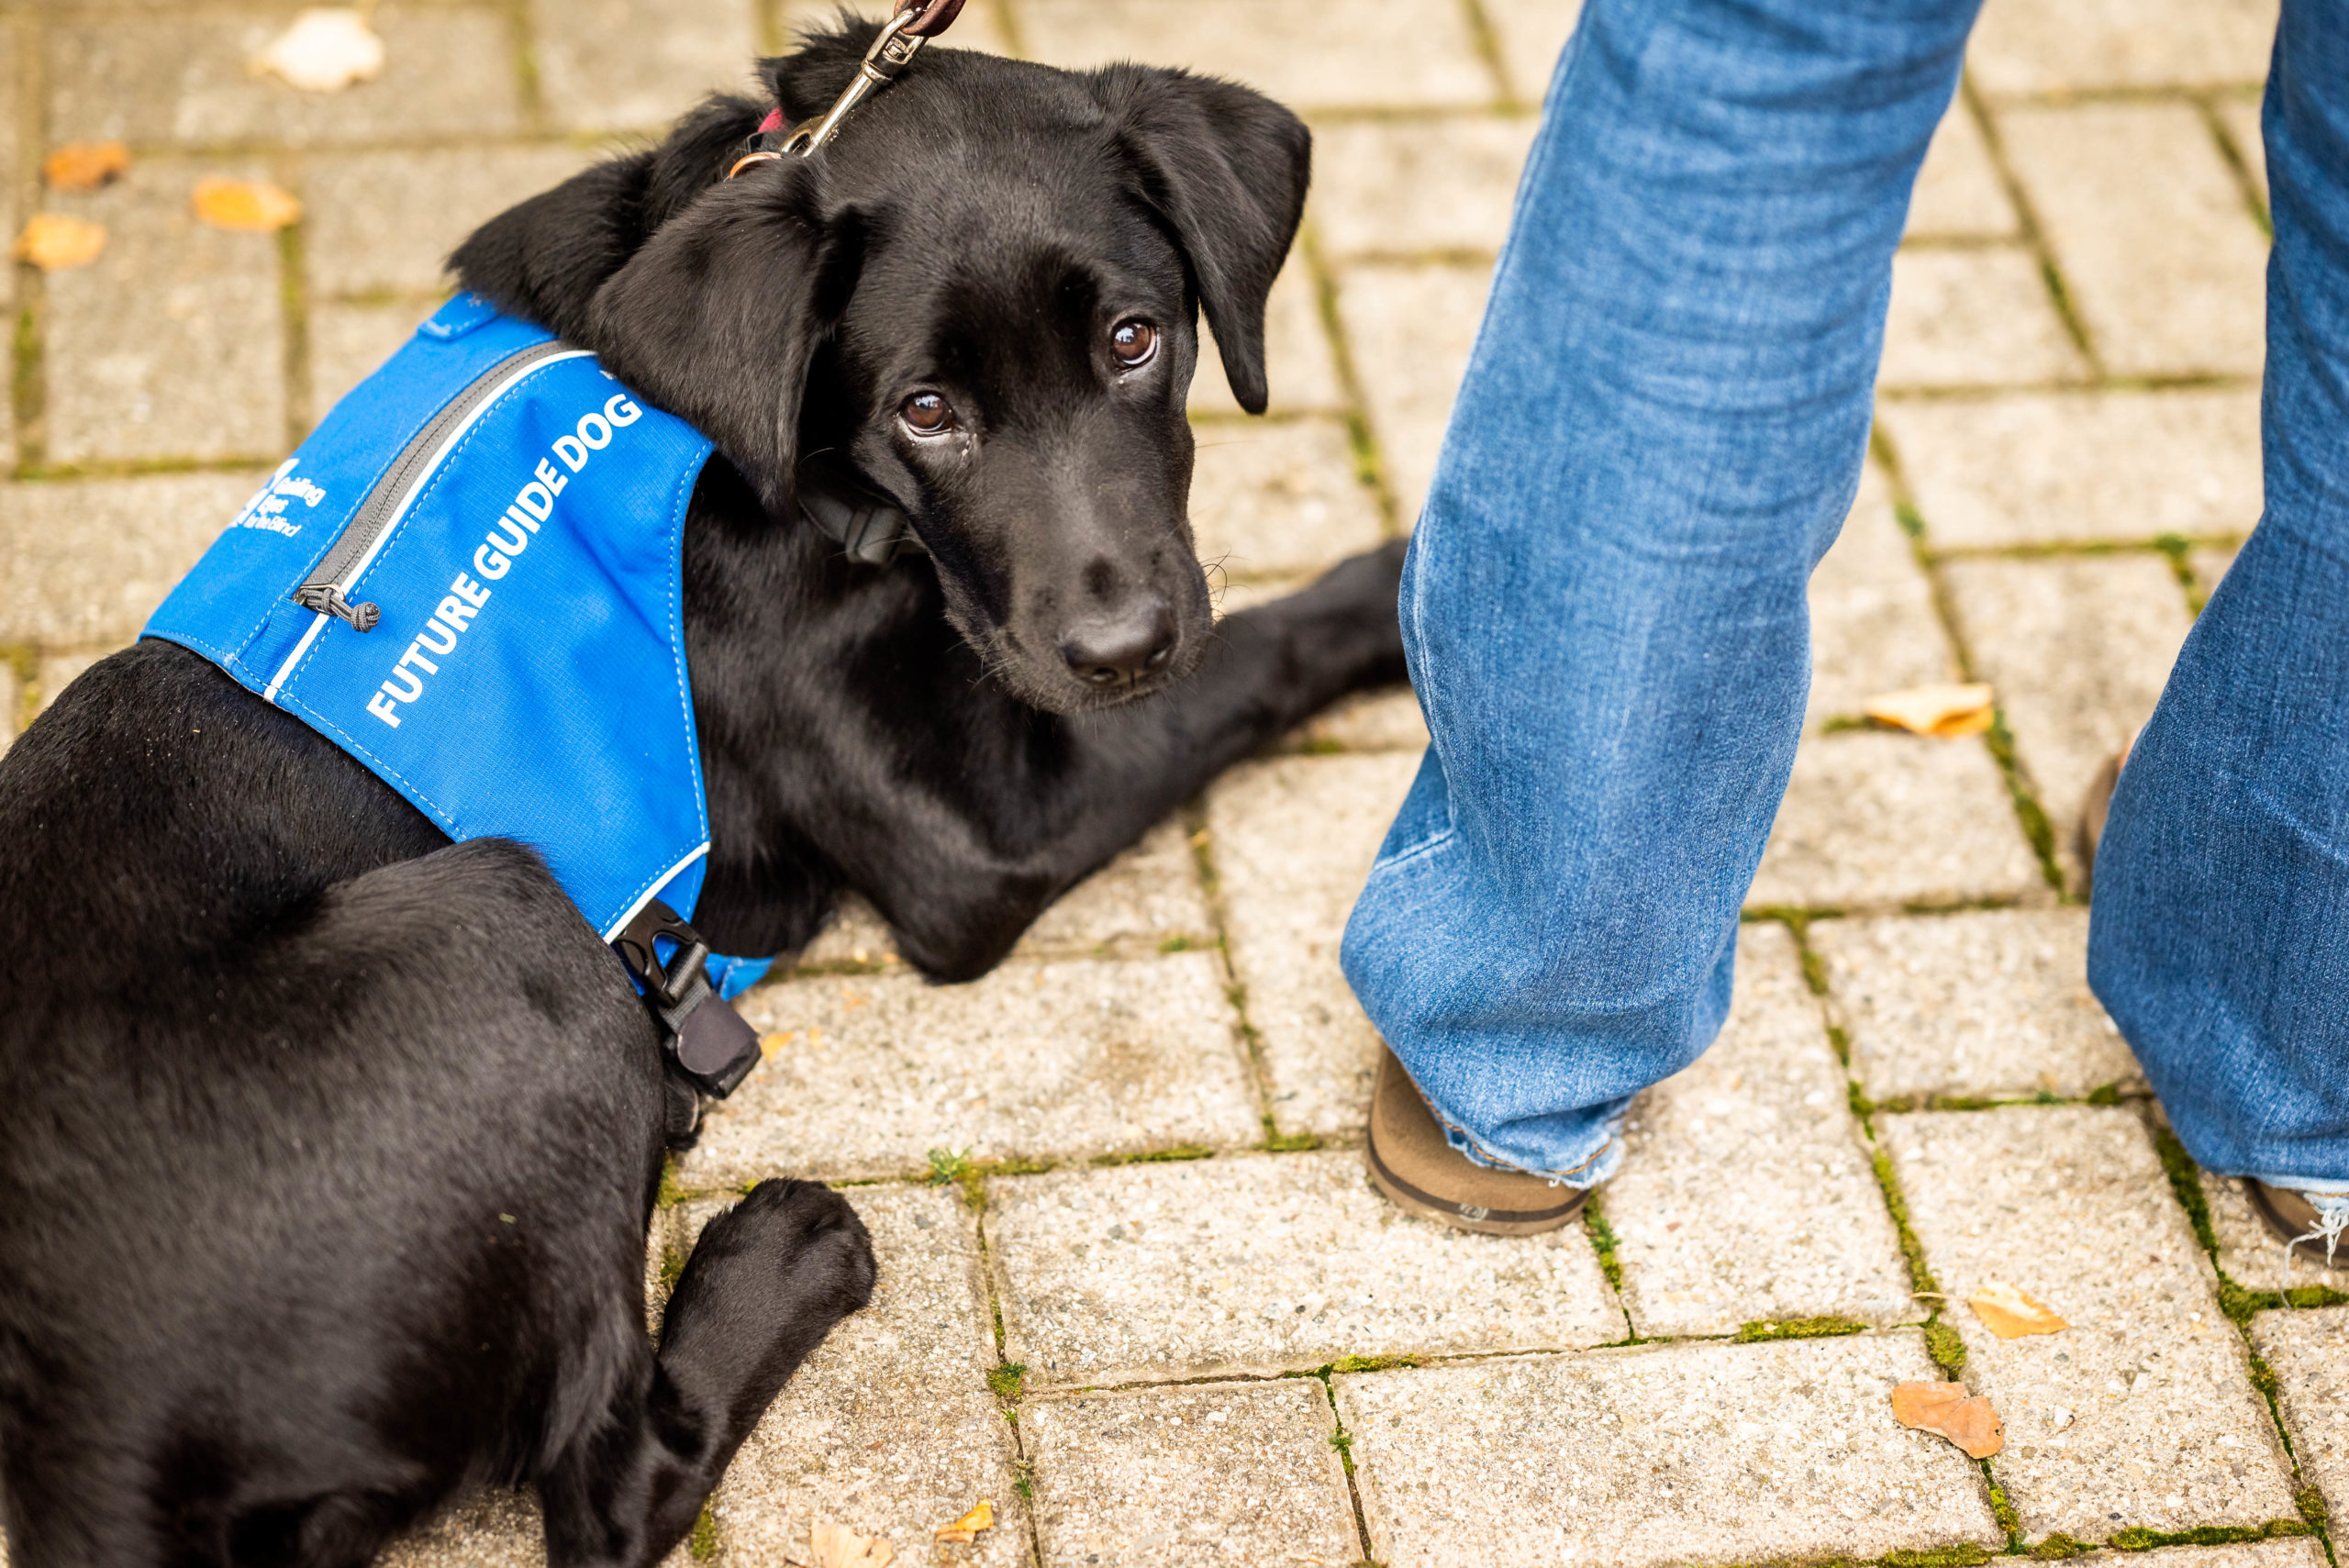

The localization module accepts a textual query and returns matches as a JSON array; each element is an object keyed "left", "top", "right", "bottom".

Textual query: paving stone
[
  {"left": 0, "top": 21, "right": 14, "bottom": 476},
  {"left": 1882, "top": 1106, "right": 2298, "bottom": 1536},
  {"left": 2191, "top": 544, "right": 2242, "bottom": 607},
  {"left": 1906, "top": 102, "right": 2017, "bottom": 240},
  {"left": 1024, "top": 1380, "right": 1358, "bottom": 1565},
  {"left": 1942, "top": 554, "right": 2192, "bottom": 882},
  {"left": 1607, "top": 924, "right": 1913, "bottom": 1336},
  {"left": 1190, "top": 417, "right": 1385, "bottom": 583},
  {"left": 532, "top": 0, "right": 759, "bottom": 134},
  {"left": 375, "top": 1489, "right": 546, "bottom": 1568},
  {"left": 790, "top": 817, "right": 1213, "bottom": 970},
  {"left": 1286, "top": 688, "right": 1430, "bottom": 755},
  {"left": 48, "top": 7, "right": 522, "bottom": 148},
  {"left": 2218, "top": 96, "right": 2267, "bottom": 210},
  {"left": 2205, "top": 1172, "right": 2349, "bottom": 1295},
  {"left": 304, "top": 146, "right": 595, "bottom": 298},
  {"left": 692, "top": 1184, "right": 1025, "bottom": 1566},
  {"left": 42, "top": 159, "right": 284, "bottom": 464},
  {"left": 2249, "top": 1307, "right": 2349, "bottom": 1523},
  {"left": 1812, "top": 908, "right": 2142, "bottom": 1103},
  {"left": 681, "top": 952, "right": 1258, "bottom": 1184},
  {"left": 1187, "top": 258, "right": 1344, "bottom": 417},
  {"left": 1878, "top": 387, "right": 2262, "bottom": 550},
  {"left": 778, "top": 0, "right": 1017, "bottom": 56},
  {"left": 1966, "top": 0, "right": 2278, "bottom": 95},
  {"left": 1018, "top": 0, "right": 1496, "bottom": 112},
  {"left": 991, "top": 1150, "right": 1621, "bottom": 1385},
  {"left": 1999, "top": 103, "right": 2269, "bottom": 378},
  {"left": 1808, "top": 461, "right": 1957, "bottom": 723},
  {"left": 1880, "top": 248, "right": 2086, "bottom": 389},
  {"left": 1309, "top": 114, "right": 1538, "bottom": 262},
  {"left": 1334, "top": 261, "right": 1490, "bottom": 522},
  {"left": 1750, "top": 731, "right": 2044, "bottom": 910},
  {"left": 1207, "top": 751, "right": 1421, "bottom": 1138},
  {"left": 1339, "top": 1333, "right": 2004, "bottom": 1568},
  {"left": 309, "top": 297, "right": 440, "bottom": 417},
  {"left": 0, "top": 473, "right": 261, "bottom": 645},
  {"left": 1496, "top": 0, "right": 1586, "bottom": 105}
]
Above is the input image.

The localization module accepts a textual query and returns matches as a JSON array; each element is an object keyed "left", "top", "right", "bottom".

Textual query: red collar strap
[{"left": 724, "top": 0, "right": 963, "bottom": 178}]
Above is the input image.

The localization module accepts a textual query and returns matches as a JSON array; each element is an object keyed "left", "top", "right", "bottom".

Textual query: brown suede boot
[
  {"left": 1364, "top": 1047, "right": 1590, "bottom": 1236},
  {"left": 2078, "top": 727, "right": 2140, "bottom": 886},
  {"left": 2245, "top": 1178, "right": 2349, "bottom": 1271}
]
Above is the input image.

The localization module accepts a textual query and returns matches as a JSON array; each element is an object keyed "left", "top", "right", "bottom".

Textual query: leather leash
[{"left": 727, "top": 0, "right": 964, "bottom": 178}]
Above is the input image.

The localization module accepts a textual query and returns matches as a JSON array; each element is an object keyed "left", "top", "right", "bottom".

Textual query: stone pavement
[{"left": 0, "top": 0, "right": 2323, "bottom": 1564}]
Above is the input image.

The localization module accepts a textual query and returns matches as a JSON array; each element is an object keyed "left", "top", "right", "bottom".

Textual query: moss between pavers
[
  {"left": 688, "top": 1499, "right": 718, "bottom": 1560},
  {"left": 1921, "top": 1319, "right": 1966, "bottom": 1375},
  {"left": 1089, "top": 1143, "right": 1216, "bottom": 1168},
  {"left": 1735, "top": 1316, "right": 1869, "bottom": 1343},
  {"left": 2104, "top": 1521, "right": 2314, "bottom": 1550},
  {"left": 1582, "top": 1190, "right": 1626, "bottom": 1296},
  {"left": 985, "top": 1362, "right": 1026, "bottom": 1401}
]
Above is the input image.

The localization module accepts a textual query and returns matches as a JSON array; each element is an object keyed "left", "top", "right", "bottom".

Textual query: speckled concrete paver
[
  {"left": 1814, "top": 908, "right": 2142, "bottom": 1102},
  {"left": 683, "top": 952, "right": 1260, "bottom": 1184},
  {"left": 991, "top": 1150, "right": 1620, "bottom": 1385},
  {"left": 1751, "top": 730, "right": 2044, "bottom": 909},
  {"left": 1879, "top": 387, "right": 2262, "bottom": 549},
  {"left": 1206, "top": 752, "right": 1422, "bottom": 1138},
  {"left": 1340, "top": 1333, "right": 2005, "bottom": 1568},
  {"left": 1024, "top": 1381, "right": 1358, "bottom": 1566},
  {"left": 5, "top": 0, "right": 2301, "bottom": 1560},
  {"left": 1607, "top": 925, "right": 1914, "bottom": 1335},
  {"left": 1883, "top": 1108, "right": 2298, "bottom": 1537},
  {"left": 2248, "top": 1307, "right": 2349, "bottom": 1522}
]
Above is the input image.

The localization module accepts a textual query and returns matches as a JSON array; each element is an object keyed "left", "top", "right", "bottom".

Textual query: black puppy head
[{"left": 580, "top": 37, "right": 1309, "bottom": 713}]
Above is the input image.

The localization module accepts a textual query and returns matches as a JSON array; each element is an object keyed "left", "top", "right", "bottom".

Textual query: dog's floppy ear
[
  {"left": 1096, "top": 66, "right": 1311, "bottom": 416},
  {"left": 584, "top": 171, "right": 860, "bottom": 515}
]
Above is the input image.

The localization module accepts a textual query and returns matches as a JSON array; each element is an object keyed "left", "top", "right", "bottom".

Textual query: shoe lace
[{"left": 2280, "top": 1190, "right": 2349, "bottom": 1306}]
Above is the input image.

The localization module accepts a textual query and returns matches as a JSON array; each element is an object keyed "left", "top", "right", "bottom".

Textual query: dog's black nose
[{"left": 1062, "top": 605, "right": 1176, "bottom": 686}]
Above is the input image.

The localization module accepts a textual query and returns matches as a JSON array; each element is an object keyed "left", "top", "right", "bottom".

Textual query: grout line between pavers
[
  {"left": 1959, "top": 75, "right": 2103, "bottom": 380},
  {"left": 960, "top": 1169, "right": 1051, "bottom": 1568},
  {"left": 1296, "top": 222, "right": 1406, "bottom": 541},
  {"left": 499, "top": 0, "right": 548, "bottom": 135},
  {"left": 274, "top": 150, "right": 312, "bottom": 448},
  {"left": 1308, "top": 1368, "right": 1380, "bottom": 1565},
  {"left": 1876, "top": 373, "right": 2260, "bottom": 402},
  {"left": 987, "top": 0, "right": 1028, "bottom": 60},
  {"left": 1867, "top": 423, "right": 2070, "bottom": 899},
  {"left": 11, "top": 6, "right": 48, "bottom": 476},
  {"left": 1182, "top": 795, "right": 1320, "bottom": 1151},
  {"left": 2197, "top": 93, "right": 2274, "bottom": 242},
  {"left": 1453, "top": 0, "right": 1514, "bottom": 112}
]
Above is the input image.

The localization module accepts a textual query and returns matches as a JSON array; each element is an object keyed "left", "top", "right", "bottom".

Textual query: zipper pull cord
[{"left": 293, "top": 583, "right": 381, "bottom": 632}]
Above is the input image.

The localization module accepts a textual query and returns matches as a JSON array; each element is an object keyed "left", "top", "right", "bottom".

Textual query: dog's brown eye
[
  {"left": 900, "top": 393, "right": 954, "bottom": 435},
  {"left": 1109, "top": 319, "right": 1157, "bottom": 368}
]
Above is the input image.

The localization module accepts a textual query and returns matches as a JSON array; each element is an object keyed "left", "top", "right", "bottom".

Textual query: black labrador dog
[{"left": 0, "top": 25, "right": 1407, "bottom": 1568}]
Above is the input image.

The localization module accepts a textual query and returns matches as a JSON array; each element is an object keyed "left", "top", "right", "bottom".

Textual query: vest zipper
[{"left": 287, "top": 339, "right": 582, "bottom": 631}]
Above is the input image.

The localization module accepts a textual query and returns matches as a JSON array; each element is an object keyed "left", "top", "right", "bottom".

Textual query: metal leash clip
[{"left": 780, "top": 6, "right": 932, "bottom": 156}]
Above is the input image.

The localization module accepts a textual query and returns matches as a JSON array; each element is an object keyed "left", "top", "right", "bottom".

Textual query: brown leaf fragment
[
  {"left": 193, "top": 178, "right": 303, "bottom": 232},
  {"left": 935, "top": 1499, "right": 995, "bottom": 1543},
  {"left": 11, "top": 214, "right": 106, "bottom": 271},
  {"left": 1891, "top": 1379, "right": 2003, "bottom": 1457},
  {"left": 1969, "top": 1279, "right": 2069, "bottom": 1339},
  {"left": 1864, "top": 682, "right": 1995, "bottom": 738},
  {"left": 43, "top": 140, "right": 131, "bottom": 192},
  {"left": 810, "top": 1518, "right": 895, "bottom": 1568}
]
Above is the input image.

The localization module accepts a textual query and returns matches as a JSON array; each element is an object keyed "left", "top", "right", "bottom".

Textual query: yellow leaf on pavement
[
  {"left": 43, "top": 140, "right": 131, "bottom": 192},
  {"left": 193, "top": 178, "right": 303, "bottom": 232},
  {"left": 1864, "top": 682, "right": 1996, "bottom": 738},
  {"left": 11, "top": 214, "right": 106, "bottom": 271},
  {"left": 1969, "top": 1279, "right": 2069, "bottom": 1339},
  {"left": 251, "top": 8, "right": 386, "bottom": 93},
  {"left": 935, "top": 1499, "right": 996, "bottom": 1542},
  {"left": 810, "top": 1518, "right": 895, "bottom": 1568},
  {"left": 1891, "top": 1379, "right": 2003, "bottom": 1457}
]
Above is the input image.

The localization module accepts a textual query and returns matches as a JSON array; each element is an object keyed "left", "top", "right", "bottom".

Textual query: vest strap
[{"left": 615, "top": 900, "right": 763, "bottom": 1096}]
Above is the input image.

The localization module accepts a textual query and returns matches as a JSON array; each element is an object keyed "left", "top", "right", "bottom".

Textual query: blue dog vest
[{"left": 145, "top": 294, "right": 774, "bottom": 1000}]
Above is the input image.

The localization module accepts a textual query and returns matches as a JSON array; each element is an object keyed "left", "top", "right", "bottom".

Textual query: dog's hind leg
[{"left": 534, "top": 1178, "right": 874, "bottom": 1568}]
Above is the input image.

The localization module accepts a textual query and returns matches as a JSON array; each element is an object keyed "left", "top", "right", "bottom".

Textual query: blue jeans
[{"left": 1340, "top": 0, "right": 2349, "bottom": 1190}]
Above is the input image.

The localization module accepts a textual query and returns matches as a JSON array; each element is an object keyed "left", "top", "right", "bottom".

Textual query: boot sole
[{"left": 1364, "top": 1133, "right": 1587, "bottom": 1237}]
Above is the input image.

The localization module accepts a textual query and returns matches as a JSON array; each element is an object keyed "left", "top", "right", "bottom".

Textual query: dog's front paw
[{"left": 717, "top": 1177, "right": 878, "bottom": 1320}]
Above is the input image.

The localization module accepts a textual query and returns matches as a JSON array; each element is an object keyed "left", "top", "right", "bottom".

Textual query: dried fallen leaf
[
  {"left": 1969, "top": 1279, "right": 2069, "bottom": 1339},
  {"left": 193, "top": 178, "right": 303, "bottom": 232},
  {"left": 1864, "top": 682, "right": 1995, "bottom": 738},
  {"left": 43, "top": 140, "right": 130, "bottom": 192},
  {"left": 1891, "top": 1379, "right": 2003, "bottom": 1457},
  {"left": 11, "top": 214, "right": 106, "bottom": 270},
  {"left": 935, "top": 1499, "right": 995, "bottom": 1543},
  {"left": 251, "top": 7, "right": 386, "bottom": 93},
  {"left": 810, "top": 1518, "right": 895, "bottom": 1568}
]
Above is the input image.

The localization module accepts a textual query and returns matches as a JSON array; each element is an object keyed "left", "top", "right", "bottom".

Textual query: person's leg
[
  {"left": 1341, "top": 0, "right": 1981, "bottom": 1190},
  {"left": 2087, "top": 0, "right": 2349, "bottom": 1239}
]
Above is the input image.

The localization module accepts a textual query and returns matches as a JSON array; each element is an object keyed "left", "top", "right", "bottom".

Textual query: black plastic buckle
[{"left": 614, "top": 900, "right": 762, "bottom": 1098}]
